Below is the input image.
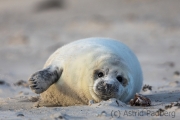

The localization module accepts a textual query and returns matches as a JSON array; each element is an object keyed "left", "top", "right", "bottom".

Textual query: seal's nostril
[
  {"left": 104, "top": 83, "right": 112, "bottom": 90},
  {"left": 107, "top": 83, "right": 112, "bottom": 88}
]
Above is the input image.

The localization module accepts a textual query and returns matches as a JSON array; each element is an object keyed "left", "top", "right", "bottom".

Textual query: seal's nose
[{"left": 104, "top": 83, "right": 113, "bottom": 90}]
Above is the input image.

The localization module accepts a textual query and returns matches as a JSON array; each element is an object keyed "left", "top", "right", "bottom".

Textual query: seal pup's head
[{"left": 89, "top": 54, "right": 131, "bottom": 102}]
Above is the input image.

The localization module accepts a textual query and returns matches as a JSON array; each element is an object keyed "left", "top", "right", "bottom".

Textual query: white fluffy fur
[{"left": 40, "top": 38, "right": 143, "bottom": 106}]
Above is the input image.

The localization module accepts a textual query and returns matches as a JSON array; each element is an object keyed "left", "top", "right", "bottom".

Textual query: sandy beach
[{"left": 0, "top": 0, "right": 180, "bottom": 119}]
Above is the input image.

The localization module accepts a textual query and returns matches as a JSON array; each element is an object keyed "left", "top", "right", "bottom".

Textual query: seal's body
[{"left": 29, "top": 38, "right": 143, "bottom": 106}]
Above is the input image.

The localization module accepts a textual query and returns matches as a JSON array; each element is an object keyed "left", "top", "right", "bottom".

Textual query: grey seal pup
[{"left": 28, "top": 38, "right": 143, "bottom": 106}]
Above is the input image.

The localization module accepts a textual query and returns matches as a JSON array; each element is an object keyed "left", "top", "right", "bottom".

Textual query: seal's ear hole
[
  {"left": 98, "top": 72, "right": 104, "bottom": 78},
  {"left": 117, "top": 75, "right": 128, "bottom": 86}
]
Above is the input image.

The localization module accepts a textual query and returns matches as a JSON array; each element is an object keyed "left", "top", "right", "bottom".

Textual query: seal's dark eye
[
  {"left": 98, "top": 72, "right": 104, "bottom": 78},
  {"left": 117, "top": 75, "right": 123, "bottom": 83}
]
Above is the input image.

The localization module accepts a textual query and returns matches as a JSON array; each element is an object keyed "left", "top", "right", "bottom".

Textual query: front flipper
[{"left": 28, "top": 66, "right": 62, "bottom": 94}]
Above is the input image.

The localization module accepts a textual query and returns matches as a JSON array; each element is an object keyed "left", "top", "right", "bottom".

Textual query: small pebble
[
  {"left": 101, "top": 111, "right": 107, "bottom": 116},
  {"left": 17, "top": 114, "right": 24, "bottom": 117},
  {"left": 0, "top": 80, "right": 5, "bottom": 85},
  {"left": 174, "top": 71, "right": 180, "bottom": 76},
  {"left": 88, "top": 100, "right": 94, "bottom": 106},
  {"left": 14, "top": 80, "right": 29, "bottom": 87}
]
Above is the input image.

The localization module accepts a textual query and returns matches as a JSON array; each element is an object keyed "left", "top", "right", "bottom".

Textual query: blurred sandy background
[
  {"left": 1, "top": 0, "right": 180, "bottom": 119},
  {"left": 0, "top": 0, "right": 180, "bottom": 102}
]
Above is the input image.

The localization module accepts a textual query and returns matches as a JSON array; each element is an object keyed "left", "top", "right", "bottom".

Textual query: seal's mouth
[{"left": 94, "top": 81, "right": 119, "bottom": 100}]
